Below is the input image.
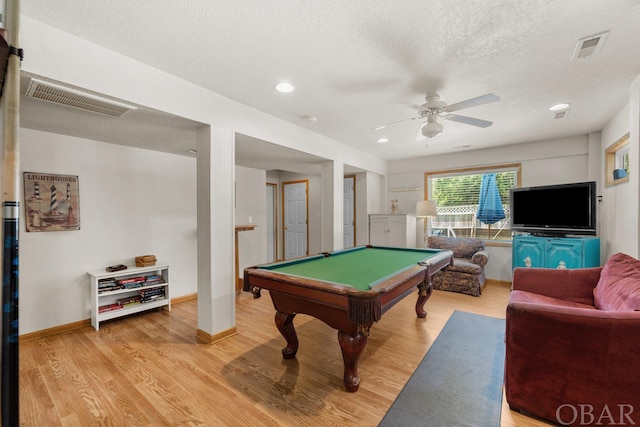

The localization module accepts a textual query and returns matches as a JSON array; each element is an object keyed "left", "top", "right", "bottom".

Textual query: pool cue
[{"left": 1, "top": 0, "right": 21, "bottom": 425}]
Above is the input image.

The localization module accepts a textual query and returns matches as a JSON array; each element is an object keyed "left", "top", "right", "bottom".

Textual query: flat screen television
[{"left": 510, "top": 181, "right": 596, "bottom": 236}]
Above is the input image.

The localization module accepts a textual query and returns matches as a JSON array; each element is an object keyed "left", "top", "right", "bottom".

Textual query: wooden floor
[{"left": 20, "top": 284, "right": 550, "bottom": 426}]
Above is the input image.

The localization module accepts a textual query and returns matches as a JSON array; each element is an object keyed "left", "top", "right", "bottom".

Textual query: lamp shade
[
  {"left": 421, "top": 117, "right": 443, "bottom": 138},
  {"left": 416, "top": 200, "right": 438, "bottom": 217}
]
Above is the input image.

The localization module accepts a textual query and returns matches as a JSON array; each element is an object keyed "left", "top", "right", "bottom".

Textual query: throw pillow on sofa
[{"left": 593, "top": 252, "right": 640, "bottom": 311}]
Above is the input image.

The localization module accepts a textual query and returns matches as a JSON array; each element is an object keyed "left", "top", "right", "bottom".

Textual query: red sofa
[{"left": 505, "top": 252, "right": 640, "bottom": 426}]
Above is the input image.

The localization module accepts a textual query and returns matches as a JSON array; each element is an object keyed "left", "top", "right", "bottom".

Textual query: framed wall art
[{"left": 23, "top": 172, "right": 80, "bottom": 232}]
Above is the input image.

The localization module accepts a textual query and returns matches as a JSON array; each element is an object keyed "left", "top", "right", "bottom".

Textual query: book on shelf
[
  {"left": 139, "top": 287, "right": 166, "bottom": 303},
  {"left": 98, "top": 303, "right": 123, "bottom": 313},
  {"left": 123, "top": 282, "right": 145, "bottom": 289},
  {"left": 116, "top": 276, "right": 146, "bottom": 285},
  {"left": 139, "top": 287, "right": 165, "bottom": 296},
  {"left": 116, "top": 295, "right": 142, "bottom": 306},
  {"left": 141, "top": 294, "right": 164, "bottom": 303}
]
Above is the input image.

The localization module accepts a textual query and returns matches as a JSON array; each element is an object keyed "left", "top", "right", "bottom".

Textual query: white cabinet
[
  {"left": 369, "top": 214, "right": 417, "bottom": 247},
  {"left": 88, "top": 263, "right": 171, "bottom": 330}
]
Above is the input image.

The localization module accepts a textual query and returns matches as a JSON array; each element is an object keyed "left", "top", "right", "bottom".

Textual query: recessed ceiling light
[
  {"left": 549, "top": 103, "right": 571, "bottom": 112},
  {"left": 377, "top": 138, "right": 389, "bottom": 144},
  {"left": 274, "top": 82, "right": 294, "bottom": 93}
]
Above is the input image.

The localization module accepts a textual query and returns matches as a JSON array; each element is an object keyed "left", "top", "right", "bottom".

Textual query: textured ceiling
[{"left": 20, "top": 0, "right": 640, "bottom": 169}]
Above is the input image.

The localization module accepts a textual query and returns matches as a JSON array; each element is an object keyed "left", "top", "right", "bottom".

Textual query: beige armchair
[{"left": 426, "top": 236, "right": 489, "bottom": 296}]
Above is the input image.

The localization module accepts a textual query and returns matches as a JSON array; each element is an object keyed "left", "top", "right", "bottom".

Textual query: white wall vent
[
  {"left": 25, "top": 78, "right": 137, "bottom": 118},
  {"left": 554, "top": 110, "right": 570, "bottom": 119},
  {"left": 571, "top": 31, "right": 609, "bottom": 61}
]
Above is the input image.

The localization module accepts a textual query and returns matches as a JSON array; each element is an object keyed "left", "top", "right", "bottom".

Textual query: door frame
[
  {"left": 266, "top": 182, "right": 278, "bottom": 262},
  {"left": 344, "top": 175, "right": 356, "bottom": 247}
]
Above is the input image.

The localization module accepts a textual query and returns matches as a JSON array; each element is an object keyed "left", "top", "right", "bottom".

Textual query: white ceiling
[{"left": 19, "top": 1, "right": 640, "bottom": 171}]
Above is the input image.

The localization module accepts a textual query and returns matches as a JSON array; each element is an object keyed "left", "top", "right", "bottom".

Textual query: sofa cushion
[
  {"left": 448, "top": 258, "right": 482, "bottom": 275},
  {"left": 511, "top": 290, "right": 596, "bottom": 310},
  {"left": 593, "top": 252, "right": 640, "bottom": 311}
]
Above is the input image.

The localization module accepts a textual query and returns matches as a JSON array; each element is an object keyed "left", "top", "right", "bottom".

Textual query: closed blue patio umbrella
[{"left": 476, "top": 174, "right": 505, "bottom": 235}]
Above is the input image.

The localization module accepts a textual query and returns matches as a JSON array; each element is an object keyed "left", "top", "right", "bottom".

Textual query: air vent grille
[
  {"left": 571, "top": 31, "right": 609, "bottom": 61},
  {"left": 25, "top": 78, "right": 136, "bottom": 118},
  {"left": 554, "top": 111, "right": 569, "bottom": 119}
]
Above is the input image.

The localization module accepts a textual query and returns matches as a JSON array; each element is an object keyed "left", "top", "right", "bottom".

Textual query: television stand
[{"left": 512, "top": 235, "right": 600, "bottom": 269}]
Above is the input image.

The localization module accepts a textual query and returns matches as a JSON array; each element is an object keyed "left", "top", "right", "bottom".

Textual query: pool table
[{"left": 243, "top": 245, "right": 453, "bottom": 392}]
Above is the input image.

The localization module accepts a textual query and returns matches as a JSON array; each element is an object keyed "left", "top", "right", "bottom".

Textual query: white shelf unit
[{"left": 88, "top": 263, "right": 171, "bottom": 330}]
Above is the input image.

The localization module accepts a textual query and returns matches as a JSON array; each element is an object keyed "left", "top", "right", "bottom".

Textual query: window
[{"left": 424, "top": 164, "right": 521, "bottom": 241}]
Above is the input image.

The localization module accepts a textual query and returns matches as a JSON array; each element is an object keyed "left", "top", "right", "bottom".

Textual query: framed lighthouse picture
[{"left": 23, "top": 172, "right": 80, "bottom": 232}]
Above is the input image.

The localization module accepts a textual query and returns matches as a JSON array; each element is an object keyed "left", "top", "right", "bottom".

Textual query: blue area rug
[{"left": 379, "top": 310, "right": 506, "bottom": 427}]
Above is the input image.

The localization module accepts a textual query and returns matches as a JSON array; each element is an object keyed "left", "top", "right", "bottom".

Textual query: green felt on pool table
[{"left": 262, "top": 247, "right": 439, "bottom": 291}]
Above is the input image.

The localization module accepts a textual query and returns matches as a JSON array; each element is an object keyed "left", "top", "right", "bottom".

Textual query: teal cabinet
[{"left": 512, "top": 235, "right": 600, "bottom": 269}]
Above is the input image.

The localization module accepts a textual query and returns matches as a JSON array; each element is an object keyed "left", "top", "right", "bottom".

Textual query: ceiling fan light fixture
[{"left": 421, "top": 119, "right": 443, "bottom": 138}]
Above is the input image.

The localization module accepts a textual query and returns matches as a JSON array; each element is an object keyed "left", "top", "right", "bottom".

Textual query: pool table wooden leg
[
  {"left": 275, "top": 311, "right": 298, "bottom": 359},
  {"left": 415, "top": 281, "right": 433, "bottom": 318},
  {"left": 338, "top": 330, "right": 368, "bottom": 392}
]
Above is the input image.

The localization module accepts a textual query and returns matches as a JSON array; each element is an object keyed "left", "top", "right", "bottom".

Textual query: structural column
[
  {"left": 196, "top": 125, "right": 236, "bottom": 343},
  {"left": 321, "top": 160, "right": 344, "bottom": 252}
]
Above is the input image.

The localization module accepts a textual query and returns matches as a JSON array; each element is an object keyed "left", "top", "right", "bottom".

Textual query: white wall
[
  {"left": 19, "top": 16, "right": 387, "bottom": 336},
  {"left": 386, "top": 135, "right": 593, "bottom": 282},
  {"left": 600, "top": 75, "right": 640, "bottom": 258},
  {"left": 235, "top": 166, "right": 267, "bottom": 277},
  {"left": 19, "top": 128, "right": 197, "bottom": 334}
]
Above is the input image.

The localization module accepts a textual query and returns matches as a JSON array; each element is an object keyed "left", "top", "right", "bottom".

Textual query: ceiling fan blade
[
  {"left": 373, "top": 116, "right": 421, "bottom": 130},
  {"left": 403, "top": 103, "right": 425, "bottom": 111},
  {"left": 445, "top": 114, "right": 493, "bottom": 128},
  {"left": 446, "top": 93, "right": 499, "bottom": 112}
]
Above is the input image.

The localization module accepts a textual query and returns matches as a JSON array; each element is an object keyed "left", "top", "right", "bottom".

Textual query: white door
[
  {"left": 283, "top": 181, "right": 308, "bottom": 259},
  {"left": 343, "top": 176, "right": 355, "bottom": 248},
  {"left": 266, "top": 184, "right": 277, "bottom": 262}
]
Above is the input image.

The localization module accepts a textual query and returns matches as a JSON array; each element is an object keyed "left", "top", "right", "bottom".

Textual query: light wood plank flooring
[{"left": 20, "top": 284, "right": 549, "bottom": 426}]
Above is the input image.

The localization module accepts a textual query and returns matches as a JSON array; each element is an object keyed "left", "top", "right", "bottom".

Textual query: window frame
[
  {"left": 605, "top": 132, "right": 629, "bottom": 187},
  {"left": 423, "top": 163, "right": 522, "bottom": 244}
]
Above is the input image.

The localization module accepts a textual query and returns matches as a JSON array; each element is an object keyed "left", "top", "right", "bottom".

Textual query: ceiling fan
[{"left": 375, "top": 93, "right": 500, "bottom": 138}]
